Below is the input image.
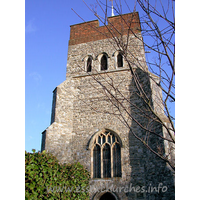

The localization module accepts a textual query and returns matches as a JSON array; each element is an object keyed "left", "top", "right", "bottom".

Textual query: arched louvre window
[
  {"left": 113, "top": 143, "right": 121, "bottom": 177},
  {"left": 87, "top": 56, "right": 92, "bottom": 72},
  {"left": 101, "top": 55, "right": 108, "bottom": 70},
  {"left": 117, "top": 52, "right": 123, "bottom": 68},
  {"left": 92, "top": 130, "right": 122, "bottom": 178},
  {"left": 93, "top": 144, "right": 101, "bottom": 178}
]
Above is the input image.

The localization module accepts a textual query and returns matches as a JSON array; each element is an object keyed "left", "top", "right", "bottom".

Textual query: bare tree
[{"left": 72, "top": 0, "right": 175, "bottom": 171}]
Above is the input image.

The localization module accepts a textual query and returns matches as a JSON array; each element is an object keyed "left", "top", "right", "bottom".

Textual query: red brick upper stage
[{"left": 69, "top": 12, "right": 141, "bottom": 46}]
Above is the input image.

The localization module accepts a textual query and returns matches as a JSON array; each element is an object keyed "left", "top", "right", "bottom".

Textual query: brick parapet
[{"left": 69, "top": 12, "right": 141, "bottom": 46}]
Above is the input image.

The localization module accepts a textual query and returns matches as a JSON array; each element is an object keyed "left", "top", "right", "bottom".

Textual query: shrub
[{"left": 25, "top": 150, "right": 90, "bottom": 200}]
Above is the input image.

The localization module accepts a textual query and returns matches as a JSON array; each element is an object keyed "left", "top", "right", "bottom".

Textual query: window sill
[{"left": 91, "top": 177, "right": 122, "bottom": 181}]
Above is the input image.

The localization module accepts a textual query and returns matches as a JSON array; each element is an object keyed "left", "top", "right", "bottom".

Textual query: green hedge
[{"left": 25, "top": 150, "right": 90, "bottom": 200}]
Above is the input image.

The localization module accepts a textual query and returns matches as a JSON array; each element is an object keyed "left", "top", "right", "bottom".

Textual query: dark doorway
[{"left": 99, "top": 192, "right": 116, "bottom": 200}]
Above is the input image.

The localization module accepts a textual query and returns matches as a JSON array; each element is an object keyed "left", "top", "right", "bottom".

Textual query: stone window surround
[
  {"left": 112, "top": 50, "right": 124, "bottom": 69},
  {"left": 82, "top": 55, "right": 94, "bottom": 72},
  {"left": 88, "top": 128, "right": 123, "bottom": 179},
  {"left": 97, "top": 52, "right": 109, "bottom": 71}
]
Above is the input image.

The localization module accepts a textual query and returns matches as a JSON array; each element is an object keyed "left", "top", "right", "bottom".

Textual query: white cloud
[
  {"left": 37, "top": 102, "right": 45, "bottom": 109},
  {"left": 25, "top": 19, "right": 37, "bottom": 33},
  {"left": 29, "top": 72, "right": 42, "bottom": 85}
]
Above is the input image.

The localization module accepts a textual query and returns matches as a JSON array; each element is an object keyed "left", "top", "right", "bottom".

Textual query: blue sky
[
  {"left": 25, "top": 0, "right": 89, "bottom": 152},
  {"left": 25, "top": 0, "right": 137, "bottom": 152}
]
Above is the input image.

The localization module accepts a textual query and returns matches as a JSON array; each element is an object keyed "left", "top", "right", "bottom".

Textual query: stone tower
[{"left": 41, "top": 12, "right": 174, "bottom": 199}]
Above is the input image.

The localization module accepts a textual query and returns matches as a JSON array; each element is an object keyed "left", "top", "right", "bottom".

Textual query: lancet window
[
  {"left": 117, "top": 52, "right": 123, "bottom": 68},
  {"left": 101, "top": 54, "right": 108, "bottom": 70},
  {"left": 86, "top": 56, "right": 92, "bottom": 72}
]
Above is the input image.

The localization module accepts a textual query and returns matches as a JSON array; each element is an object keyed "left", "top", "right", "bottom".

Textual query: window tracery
[{"left": 92, "top": 130, "right": 122, "bottom": 178}]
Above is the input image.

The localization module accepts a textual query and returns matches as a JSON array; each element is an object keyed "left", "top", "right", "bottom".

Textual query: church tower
[{"left": 41, "top": 12, "right": 174, "bottom": 199}]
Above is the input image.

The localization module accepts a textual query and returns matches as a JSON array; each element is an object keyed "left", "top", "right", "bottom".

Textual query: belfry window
[
  {"left": 92, "top": 130, "right": 122, "bottom": 178},
  {"left": 117, "top": 52, "right": 123, "bottom": 68},
  {"left": 101, "top": 55, "right": 108, "bottom": 70},
  {"left": 86, "top": 56, "right": 92, "bottom": 72}
]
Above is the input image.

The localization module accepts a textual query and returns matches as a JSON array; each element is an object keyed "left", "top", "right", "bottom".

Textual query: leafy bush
[{"left": 25, "top": 150, "right": 90, "bottom": 200}]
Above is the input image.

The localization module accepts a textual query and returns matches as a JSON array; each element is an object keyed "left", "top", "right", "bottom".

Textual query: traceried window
[{"left": 92, "top": 130, "right": 122, "bottom": 178}]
